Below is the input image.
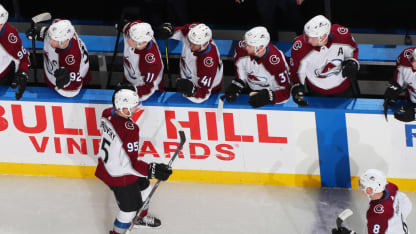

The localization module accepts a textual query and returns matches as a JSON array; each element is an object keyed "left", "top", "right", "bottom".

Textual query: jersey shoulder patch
[
  {"left": 65, "top": 54, "right": 75, "bottom": 65},
  {"left": 125, "top": 121, "right": 135, "bottom": 130},
  {"left": 145, "top": 53, "right": 156, "bottom": 63}
]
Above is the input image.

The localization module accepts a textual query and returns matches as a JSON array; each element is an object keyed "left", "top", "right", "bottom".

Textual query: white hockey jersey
[
  {"left": 290, "top": 24, "right": 359, "bottom": 94},
  {"left": 393, "top": 47, "right": 416, "bottom": 103},
  {"left": 171, "top": 23, "right": 223, "bottom": 103}
]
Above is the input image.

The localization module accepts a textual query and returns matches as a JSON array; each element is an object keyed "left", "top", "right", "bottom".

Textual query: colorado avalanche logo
[
  {"left": 65, "top": 55, "right": 75, "bottom": 65},
  {"left": 204, "top": 57, "right": 214, "bottom": 67},
  {"left": 337, "top": 27, "right": 349, "bottom": 35},
  {"left": 292, "top": 40, "right": 302, "bottom": 51},
  {"left": 404, "top": 48, "right": 414, "bottom": 59},
  {"left": 248, "top": 74, "right": 269, "bottom": 87},
  {"left": 238, "top": 40, "right": 246, "bottom": 48},
  {"left": 314, "top": 59, "right": 343, "bottom": 78},
  {"left": 125, "top": 122, "right": 135, "bottom": 130},
  {"left": 8, "top": 33, "right": 17, "bottom": 43},
  {"left": 374, "top": 204, "right": 384, "bottom": 214},
  {"left": 269, "top": 55, "right": 280, "bottom": 65},
  {"left": 145, "top": 53, "right": 155, "bottom": 63}
]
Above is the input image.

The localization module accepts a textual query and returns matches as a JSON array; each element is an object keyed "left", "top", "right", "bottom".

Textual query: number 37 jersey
[{"left": 95, "top": 107, "right": 149, "bottom": 187}]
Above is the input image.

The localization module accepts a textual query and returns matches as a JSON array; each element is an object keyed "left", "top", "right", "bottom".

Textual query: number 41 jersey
[{"left": 95, "top": 107, "right": 149, "bottom": 187}]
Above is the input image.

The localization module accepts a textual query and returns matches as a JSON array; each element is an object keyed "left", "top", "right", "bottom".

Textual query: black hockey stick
[
  {"left": 106, "top": 25, "right": 122, "bottom": 88},
  {"left": 127, "top": 118, "right": 186, "bottom": 233},
  {"left": 30, "top": 12, "right": 51, "bottom": 84},
  {"left": 165, "top": 38, "right": 173, "bottom": 90}
]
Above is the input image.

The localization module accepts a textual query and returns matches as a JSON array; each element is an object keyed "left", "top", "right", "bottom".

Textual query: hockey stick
[
  {"left": 30, "top": 12, "right": 51, "bottom": 84},
  {"left": 217, "top": 95, "right": 225, "bottom": 122},
  {"left": 165, "top": 38, "right": 173, "bottom": 90},
  {"left": 383, "top": 99, "right": 389, "bottom": 121},
  {"left": 106, "top": 25, "right": 122, "bottom": 88},
  {"left": 127, "top": 118, "right": 186, "bottom": 232},
  {"left": 336, "top": 208, "right": 353, "bottom": 229}
]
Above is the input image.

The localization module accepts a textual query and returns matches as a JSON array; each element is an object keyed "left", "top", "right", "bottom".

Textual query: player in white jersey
[
  {"left": 332, "top": 169, "right": 412, "bottom": 234},
  {"left": 0, "top": 4, "right": 30, "bottom": 100},
  {"left": 384, "top": 47, "right": 416, "bottom": 122},
  {"left": 156, "top": 22, "right": 223, "bottom": 103},
  {"left": 224, "top": 26, "right": 291, "bottom": 108},
  {"left": 95, "top": 85, "right": 172, "bottom": 234},
  {"left": 26, "top": 19, "right": 91, "bottom": 97},
  {"left": 118, "top": 20, "right": 164, "bottom": 101},
  {"left": 290, "top": 15, "right": 360, "bottom": 106}
]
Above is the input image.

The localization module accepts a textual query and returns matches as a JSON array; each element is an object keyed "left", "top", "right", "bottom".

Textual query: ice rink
[{"left": 0, "top": 175, "right": 414, "bottom": 234}]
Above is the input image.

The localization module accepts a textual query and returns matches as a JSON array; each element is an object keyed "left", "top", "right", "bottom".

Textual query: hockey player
[
  {"left": 384, "top": 47, "right": 416, "bottom": 122},
  {"left": 224, "top": 26, "right": 291, "bottom": 108},
  {"left": 117, "top": 20, "right": 164, "bottom": 101},
  {"left": 332, "top": 169, "right": 412, "bottom": 234},
  {"left": 25, "top": 19, "right": 91, "bottom": 97},
  {"left": 95, "top": 85, "right": 172, "bottom": 234},
  {"left": 290, "top": 15, "right": 359, "bottom": 106},
  {"left": 156, "top": 22, "right": 223, "bottom": 103},
  {"left": 0, "top": 4, "right": 30, "bottom": 100}
]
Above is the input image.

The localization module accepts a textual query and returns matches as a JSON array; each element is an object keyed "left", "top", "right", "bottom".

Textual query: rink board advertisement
[
  {"left": 0, "top": 97, "right": 321, "bottom": 186},
  {"left": 346, "top": 113, "right": 416, "bottom": 190}
]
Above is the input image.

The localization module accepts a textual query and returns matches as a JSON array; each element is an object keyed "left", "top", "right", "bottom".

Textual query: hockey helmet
[
  {"left": 244, "top": 26, "right": 270, "bottom": 48},
  {"left": 304, "top": 15, "right": 331, "bottom": 45},
  {"left": 48, "top": 20, "right": 75, "bottom": 42},
  {"left": 188, "top": 23, "right": 212, "bottom": 46},
  {"left": 358, "top": 169, "right": 387, "bottom": 195},
  {"left": 0, "top": 4, "right": 8, "bottom": 25},
  {"left": 412, "top": 49, "right": 416, "bottom": 60},
  {"left": 113, "top": 88, "right": 140, "bottom": 117},
  {"left": 129, "top": 22, "right": 154, "bottom": 44}
]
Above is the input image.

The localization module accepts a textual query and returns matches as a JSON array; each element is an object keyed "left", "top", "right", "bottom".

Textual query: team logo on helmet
[
  {"left": 293, "top": 40, "right": 302, "bottom": 51},
  {"left": 374, "top": 204, "right": 384, "bottom": 214},
  {"left": 269, "top": 55, "right": 280, "bottom": 65},
  {"left": 204, "top": 57, "right": 214, "bottom": 67},
  {"left": 65, "top": 55, "right": 75, "bottom": 65},
  {"left": 145, "top": 53, "right": 155, "bottom": 63},
  {"left": 125, "top": 121, "right": 135, "bottom": 130},
  {"left": 337, "top": 27, "right": 348, "bottom": 35},
  {"left": 8, "top": 33, "right": 17, "bottom": 43}
]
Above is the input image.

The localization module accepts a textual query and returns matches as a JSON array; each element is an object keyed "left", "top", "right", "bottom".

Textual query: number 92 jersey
[{"left": 95, "top": 107, "right": 149, "bottom": 187}]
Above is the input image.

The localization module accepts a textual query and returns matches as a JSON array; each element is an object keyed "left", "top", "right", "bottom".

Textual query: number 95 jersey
[{"left": 95, "top": 107, "right": 149, "bottom": 187}]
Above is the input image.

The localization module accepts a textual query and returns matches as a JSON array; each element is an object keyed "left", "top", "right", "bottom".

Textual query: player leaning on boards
[
  {"left": 223, "top": 26, "right": 291, "bottom": 108},
  {"left": 156, "top": 22, "right": 223, "bottom": 103},
  {"left": 332, "top": 169, "right": 412, "bottom": 234},
  {"left": 95, "top": 85, "right": 172, "bottom": 234},
  {"left": 115, "top": 19, "right": 164, "bottom": 101},
  {"left": 0, "top": 4, "right": 30, "bottom": 100},
  {"left": 384, "top": 47, "right": 416, "bottom": 122},
  {"left": 25, "top": 19, "right": 91, "bottom": 97},
  {"left": 290, "top": 15, "right": 360, "bottom": 106}
]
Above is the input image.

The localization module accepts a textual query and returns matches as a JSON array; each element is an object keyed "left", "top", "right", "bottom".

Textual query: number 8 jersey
[{"left": 95, "top": 107, "right": 150, "bottom": 187}]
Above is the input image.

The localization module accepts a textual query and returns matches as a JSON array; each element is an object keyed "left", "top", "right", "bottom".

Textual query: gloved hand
[
  {"left": 176, "top": 78, "right": 196, "bottom": 97},
  {"left": 331, "top": 227, "right": 355, "bottom": 234},
  {"left": 248, "top": 89, "right": 275, "bottom": 108},
  {"left": 342, "top": 59, "right": 359, "bottom": 79},
  {"left": 291, "top": 83, "right": 308, "bottom": 106},
  {"left": 115, "top": 19, "right": 130, "bottom": 33},
  {"left": 224, "top": 79, "right": 245, "bottom": 102},
  {"left": 25, "top": 26, "right": 47, "bottom": 41},
  {"left": 394, "top": 106, "right": 416, "bottom": 122},
  {"left": 11, "top": 70, "right": 28, "bottom": 100},
  {"left": 54, "top": 67, "right": 70, "bottom": 89},
  {"left": 155, "top": 22, "right": 174, "bottom": 40},
  {"left": 384, "top": 81, "right": 401, "bottom": 106},
  {"left": 148, "top": 163, "right": 172, "bottom": 181}
]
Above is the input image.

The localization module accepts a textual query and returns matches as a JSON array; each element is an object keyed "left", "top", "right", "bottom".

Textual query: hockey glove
[
  {"left": 148, "top": 163, "right": 172, "bottom": 181},
  {"left": 54, "top": 67, "right": 70, "bottom": 89},
  {"left": 11, "top": 70, "right": 28, "bottom": 100},
  {"left": 176, "top": 78, "right": 196, "bottom": 97},
  {"left": 115, "top": 19, "right": 130, "bottom": 33},
  {"left": 224, "top": 79, "right": 245, "bottom": 103},
  {"left": 394, "top": 106, "right": 416, "bottom": 122},
  {"left": 155, "top": 22, "right": 174, "bottom": 40},
  {"left": 384, "top": 81, "right": 401, "bottom": 106},
  {"left": 248, "top": 89, "right": 275, "bottom": 108},
  {"left": 331, "top": 227, "right": 356, "bottom": 234},
  {"left": 342, "top": 59, "right": 359, "bottom": 79},
  {"left": 291, "top": 83, "right": 308, "bottom": 106},
  {"left": 25, "top": 26, "right": 48, "bottom": 41}
]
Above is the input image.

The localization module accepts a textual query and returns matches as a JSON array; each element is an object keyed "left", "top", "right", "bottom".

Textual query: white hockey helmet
[
  {"left": 244, "top": 26, "right": 270, "bottom": 54},
  {"left": 128, "top": 22, "right": 154, "bottom": 44},
  {"left": 48, "top": 20, "right": 75, "bottom": 42},
  {"left": 304, "top": 15, "right": 331, "bottom": 45},
  {"left": 188, "top": 23, "right": 212, "bottom": 46},
  {"left": 113, "top": 88, "right": 140, "bottom": 117},
  {"left": 358, "top": 169, "right": 387, "bottom": 195},
  {"left": 412, "top": 49, "right": 416, "bottom": 60},
  {"left": 0, "top": 4, "right": 8, "bottom": 25}
]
